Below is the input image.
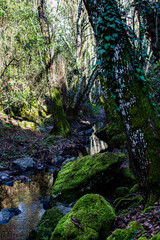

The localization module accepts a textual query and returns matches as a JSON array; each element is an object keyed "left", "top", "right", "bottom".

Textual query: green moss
[
  {"left": 142, "top": 205, "right": 154, "bottom": 214},
  {"left": 19, "top": 120, "right": 37, "bottom": 130},
  {"left": 27, "top": 207, "right": 63, "bottom": 240},
  {"left": 137, "top": 237, "right": 147, "bottom": 240},
  {"left": 51, "top": 87, "right": 70, "bottom": 137},
  {"left": 51, "top": 194, "right": 116, "bottom": 240},
  {"left": 150, "top": 232, "right": 160, "bottom": 239},
  {"left": 114, "top": 187, "right": 129, "bottom": 198},
  {"left": 106, "top": 221, "right": 144, "bottom": 240},
  {"left": 96, "top": 121, "right": 126, "bottom": 150},
  {"left": 51, "top": 152, "right": 127, "bottom": 203},
  {"left": 113, "top": 195, "right": 143, "bottom": 214},
  {"left": 127, "top": 82, "right": 160, "bottom": 202},
  {"left": 120, "top": 168, "right": 136, "bottom": 187},
  {"left": 129, "top": 184, "right": 139, "bottom": 194}
]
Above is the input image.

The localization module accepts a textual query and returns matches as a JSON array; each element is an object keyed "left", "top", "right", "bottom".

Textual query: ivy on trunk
[{"left": 83, "top": 0, "right": 160, "bottom": 203}]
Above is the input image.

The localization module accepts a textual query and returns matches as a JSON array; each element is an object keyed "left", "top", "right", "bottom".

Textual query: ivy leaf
[
  {"left": 104, "top": 36, "right": 111, "bottom": 41},
  {"left": 104, "top": 44, "right": 109, "bottom": 49},
  {"left": 136, "top": 68, "right": 141, "bottom": 73},
  {"left": 110, "top": 23, "right": 116, "bottom": 28},
  {"left": 96, "top": 60, "right": 103, "bottom": 65},
  {"left": 112, "top": 33, "right": 118, "bottom": 38},
  {"left": 99, "top": 49, "right": 106, "bottom": 55},
  {"left": 140, "top": 76, "right": 146, "bottom": 82}
]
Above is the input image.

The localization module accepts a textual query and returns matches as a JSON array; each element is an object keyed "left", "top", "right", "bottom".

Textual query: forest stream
[{"left": 0, "top": 122, "right": 107, "bottom": 240}]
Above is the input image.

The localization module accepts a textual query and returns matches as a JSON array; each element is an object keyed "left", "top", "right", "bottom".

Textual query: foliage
[{"left": 0, "top": 0, "right": 49, "bottom": 114}]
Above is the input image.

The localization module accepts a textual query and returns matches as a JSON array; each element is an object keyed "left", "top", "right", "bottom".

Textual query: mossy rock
[
  {"left": 51, "top": 194, "right": 116, "bottom": 240},
  {"left": 106, "top": 221, "right": 144, "bottom": 240},
  {"left": 95, "top": 122, "right": 126, "bottom": 151},
  {"left": 51, "top": 152, "right": 127, "bottom": 203},
  {"left": 27, "top": 207, "right": 63, "bottom": 240},
  {"left": 137, "top": 237, "right": 147, "bottom": 240},
  {"left": 150, "top": 232, "right": 160, "bottom": 239},
  {"left": 114, "top": 187, "right": 129, "bottom": 198},
  {"left": 19, "top": 120, "right": 37, "bottom": 130},
  {"left": 113, "top": 195, "right": 143, "bottom": 214}
]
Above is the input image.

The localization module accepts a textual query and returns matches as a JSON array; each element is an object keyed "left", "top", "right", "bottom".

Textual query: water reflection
[
  {"left": 90, "top": 122, "right": 108, "bottom": 155},
  {"left": 0, "top": 172, "right": 54, "bottom": 240}
]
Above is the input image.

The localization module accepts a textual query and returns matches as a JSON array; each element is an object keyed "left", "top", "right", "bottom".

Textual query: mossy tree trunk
[
  {"left": 51, "top": 87, "right": 70, "bottom": 137},
  {"left": 83, "top": 0, "right": 160, "bottom": 202}
]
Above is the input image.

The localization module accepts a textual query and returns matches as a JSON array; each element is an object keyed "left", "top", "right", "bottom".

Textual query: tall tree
[{"left": 83, "top": 0, "right": 160, "bottom": 203}]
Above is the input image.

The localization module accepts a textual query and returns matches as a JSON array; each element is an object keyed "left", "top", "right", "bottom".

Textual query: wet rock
[
  {"left": 61, "top": 157, "right": 77, "bottom": 167},
  {"left": 55, "top": 202, "right": 72, "bottom": 215},
  {"left": 13, "top": 157, "right": 35, "bottom": 172},
  {"left": 85, "top": 128, "right": 94, "bottom": 136},
  {"left": 0, "top": 208, "right": 21, "bottom": 224},
  {"left": 0, "top": 172, "right": 13, "bottom": 185},
  {"left": 52, "top": 156, "right": 65, "bottom": 165},
  {"left": 41, "top": 199, "right": 52, "bottom": 210}
]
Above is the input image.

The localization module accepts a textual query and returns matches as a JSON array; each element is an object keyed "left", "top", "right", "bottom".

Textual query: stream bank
[{"left": 0, "top": 112, "right": 107, "bottom": 239}]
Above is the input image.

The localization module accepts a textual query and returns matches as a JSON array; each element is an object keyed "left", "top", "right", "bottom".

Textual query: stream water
[
  {"left": 0, "top": 122, "right": 107, "bottom": 240},
  {"left": 0, "top": 172, "right": 54, "bottom": 240}
]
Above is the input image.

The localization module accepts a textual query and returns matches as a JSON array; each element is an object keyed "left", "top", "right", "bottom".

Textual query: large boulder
[
  {"left": 51, "top": 194, "right": 116, "bottom": 240},
  {"left": 51, "top": 152, "right": 127, "bottom": 203}
]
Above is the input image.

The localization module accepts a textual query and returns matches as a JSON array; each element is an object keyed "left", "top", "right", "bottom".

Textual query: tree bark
[{"left": 83, "top": 0, "right": 160, "bottom": 203}]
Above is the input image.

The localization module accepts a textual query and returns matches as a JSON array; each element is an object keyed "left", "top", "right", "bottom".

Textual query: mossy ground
[
  {"left": 51, "top": 152, "right": 127, "bottom": 203},
  {"left": 51, "top": 194, "right": 116, "bottom": 240},
  {"left": 113, "top": 195, "right": 143, "bottom": 214}
]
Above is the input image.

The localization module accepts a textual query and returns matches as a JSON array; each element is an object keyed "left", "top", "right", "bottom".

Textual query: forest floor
[{"left": 0, "top": 111, "right": 105, "bottom": 181}]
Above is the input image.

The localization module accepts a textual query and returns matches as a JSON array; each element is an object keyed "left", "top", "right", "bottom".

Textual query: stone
[
  {"left": 13, "top": 157, "right": 35, "bottom": 171},
  {"left": 0, "top": 208, "right": 21, "bottom": 224},
  {"left": 51, "top": 152, "right": 127, "bottom": 203},
  {"left": 51, "top": 194, "right": 116, "bottom": 240}
]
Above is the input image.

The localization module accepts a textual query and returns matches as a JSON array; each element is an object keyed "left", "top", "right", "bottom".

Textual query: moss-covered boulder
[
  {"left": 18, "top": 120, "right": 37, "bottom": 130},
  {"left": 51, "top": 152, "right": 127, "bottom": 203},
  {"left": 51, "top": 194, "right": 116, "bottom": 240},
  {"left": 113, "top": 195, "right": 143, "bottom": 214},
  {"left": 106, "top": 221, "right": 144, "bottom": 240},
  {"left": 27, "top": 207, "right": 63, "bottom": 240}
]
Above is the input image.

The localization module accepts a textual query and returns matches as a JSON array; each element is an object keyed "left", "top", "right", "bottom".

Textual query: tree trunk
[
  {"left": 83, "top": 0, "right": 160, "bottom": 203},
  {"left": 51, "top": 87, "right": 70, "bottom": 137},
  {"left": 37, "top": 0, "right": 70, "bottom": 136}
]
